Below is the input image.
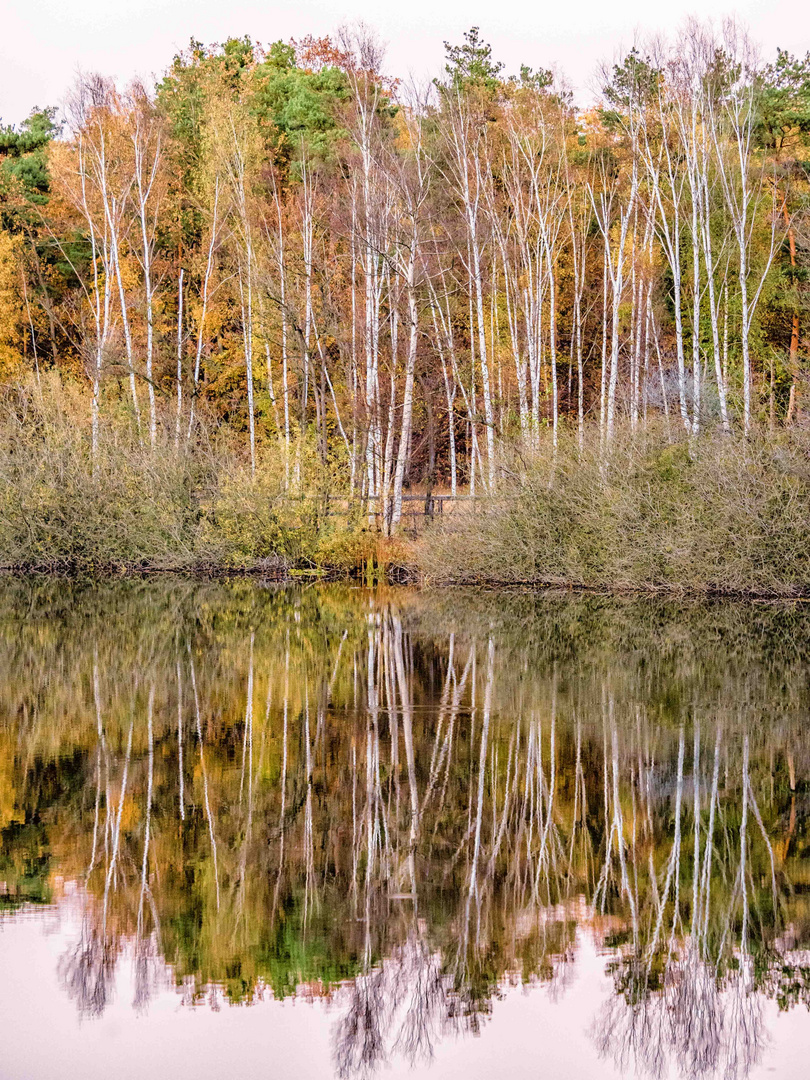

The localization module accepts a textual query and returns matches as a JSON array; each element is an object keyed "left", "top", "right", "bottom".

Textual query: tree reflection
[
  {"left": 0, "top": 581, "right": 808, "bottom": 1078},
  {"left": 59, "top": 908, "right": 119, "bottom": 1017}
]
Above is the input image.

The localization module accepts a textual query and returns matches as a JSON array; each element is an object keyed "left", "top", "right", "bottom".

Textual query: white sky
[{"left": 1, "top": 0, "right": 808, "bottom": 126}]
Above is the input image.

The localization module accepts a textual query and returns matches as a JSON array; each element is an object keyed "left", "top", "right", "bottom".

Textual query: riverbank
[{"left": 4, "top": 379, "right": 810, "bottom": 596}]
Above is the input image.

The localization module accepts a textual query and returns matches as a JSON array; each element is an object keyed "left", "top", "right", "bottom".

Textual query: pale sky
[{"left": 1, "top": 0, "right": 808, "bottom": 126}]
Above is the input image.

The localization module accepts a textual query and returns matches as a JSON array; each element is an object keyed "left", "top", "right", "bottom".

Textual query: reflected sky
[{"left": 0, "top": 581, "right": 808, "bottom": 1080}]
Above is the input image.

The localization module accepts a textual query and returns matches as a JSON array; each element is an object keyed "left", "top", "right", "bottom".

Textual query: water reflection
[{"left": 0, "top": 581, "right": 809, "bottom": 1079}]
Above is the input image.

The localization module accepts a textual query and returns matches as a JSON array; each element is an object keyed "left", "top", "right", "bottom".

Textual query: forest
[{"left": 0, "top": 23, "right": 809, "bottom": 586}]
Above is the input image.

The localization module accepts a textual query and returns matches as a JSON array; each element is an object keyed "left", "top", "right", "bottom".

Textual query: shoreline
[{"left": 3, "top": 561, "right": 810, "bottom": 601}]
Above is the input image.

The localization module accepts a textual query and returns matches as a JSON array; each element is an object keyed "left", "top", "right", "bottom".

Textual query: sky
[{"left": 1, "top": 0, "right": 808, "bottom": 126}]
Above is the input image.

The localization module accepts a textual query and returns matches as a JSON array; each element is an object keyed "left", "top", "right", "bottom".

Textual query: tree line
[{"left": 0, "top": 22, "right": 809, "bottom": 527}]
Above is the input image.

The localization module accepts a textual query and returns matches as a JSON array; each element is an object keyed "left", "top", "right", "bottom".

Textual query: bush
[
  {"left": 419, "top": 423, "right": 810, "bottom": 596},
  {"left": 0, "top": 375, "right": 346, "bottom": 572}
]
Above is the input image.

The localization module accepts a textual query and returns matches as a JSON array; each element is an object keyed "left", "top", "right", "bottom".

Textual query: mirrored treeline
[{"left": 0, "top": 580, "right": 809, "bottom": 1079}]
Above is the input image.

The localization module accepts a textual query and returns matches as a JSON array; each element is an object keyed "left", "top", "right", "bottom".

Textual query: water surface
[{"left": 0, "top": 581, "right": 808, "bottom": 1080}]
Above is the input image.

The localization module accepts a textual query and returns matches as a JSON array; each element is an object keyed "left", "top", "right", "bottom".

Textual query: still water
[{"left": 0, "top": 580, "right": 808, "bottom": 1080}]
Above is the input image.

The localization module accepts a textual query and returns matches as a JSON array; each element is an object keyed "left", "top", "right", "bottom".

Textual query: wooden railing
[{"left": 366, "top": 493, "right": 477, "bottom": 533}]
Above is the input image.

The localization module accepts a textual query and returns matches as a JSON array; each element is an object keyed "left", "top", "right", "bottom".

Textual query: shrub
[
  {"left": 419, "top": 423, "right": 810, "bottom": 596},
  {"left": 0, "top": 375, "right": 341, "bottom": 572}
]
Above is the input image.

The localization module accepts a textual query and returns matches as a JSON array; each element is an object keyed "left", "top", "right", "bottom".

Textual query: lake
[{"left": 0, "top": 580, "right": 808, "bottom": 1080}]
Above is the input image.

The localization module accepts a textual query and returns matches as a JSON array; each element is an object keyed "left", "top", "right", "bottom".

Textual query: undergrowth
[
  {"left": 419, "top": 423, "right": 810, "bottom": 596},
  {"left": 0, "top": 375, "right": 408, "bottom": 580}
]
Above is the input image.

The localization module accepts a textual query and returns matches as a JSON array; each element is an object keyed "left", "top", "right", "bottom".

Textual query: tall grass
[{"left": 420, "top": 423, "right": 810, "bottom": 596}]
